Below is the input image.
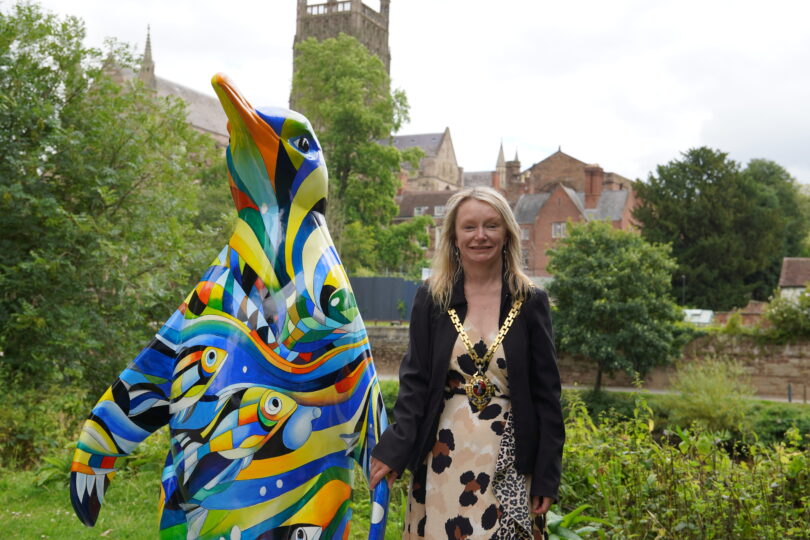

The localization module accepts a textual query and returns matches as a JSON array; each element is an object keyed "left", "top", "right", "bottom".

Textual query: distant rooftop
[
  {"left": 779, "top": 257, "right": 810, "bottom": 288},
  {"left": 155, "top": 77, "right": 227, "bottom": 139},
  {"left": 463, "top": 171, "right": 492, "bottom": 188},
  {"left": 388, "top": 132, "right": 445, "bottom": 157}
]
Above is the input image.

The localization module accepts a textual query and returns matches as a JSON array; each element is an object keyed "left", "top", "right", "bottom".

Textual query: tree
[
  {"left": 547, "top": 221, "right": 683, "bottom": 392},
  {"left": 0, "top": 2, "right": 230, "bottom": 391},
  {"left": 741, "top": 159, "right": 810, "bottom": 300},
  {"left": 291, "top": 34, "right": 422, "bottom": 246},
  {"left": 341, "top": 216, "right": 433, "bottom": 279},
  {"left": 633, "top": 147, "right": 785, "bottom": 310}
]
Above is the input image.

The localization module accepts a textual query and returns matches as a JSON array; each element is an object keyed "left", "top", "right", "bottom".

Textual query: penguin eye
[{"left": 293, "top": 136, "right": 311, "bottom": 153}]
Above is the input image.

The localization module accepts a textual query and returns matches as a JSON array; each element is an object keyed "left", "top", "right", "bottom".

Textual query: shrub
[
  {"left": 765, "top": 289, "right": 810, "bottom": 342},
  {"left": 661, "top": 357, "right": 755, "bottom": 432},
  {"left": 0, "top": 384, "right": 90, "bottom": 468},
  {"left": 561, "top": 392, "right": 810, "bottom": 537},
  {"left": 749, "top": 401, "right": 810, "bottom": 447}
]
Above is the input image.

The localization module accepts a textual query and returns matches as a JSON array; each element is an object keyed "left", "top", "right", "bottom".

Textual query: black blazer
[{"left": 372, "top": 276, "right": 565, "bottom": 500}]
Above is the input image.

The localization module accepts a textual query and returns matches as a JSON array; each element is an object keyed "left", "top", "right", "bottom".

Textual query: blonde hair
[{"left": 429, "top": 186, "right": 533, "bottom": 310}]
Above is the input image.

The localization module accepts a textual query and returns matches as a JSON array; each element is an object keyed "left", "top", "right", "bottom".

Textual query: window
[
  {"left": 434, "top": 205, "right": 445, "bottom": 217},
  {"left": 413, "top": 206, "right": 429, "bottom": 216},
  {"left": 552, "top": 222, "right": 567, "bottom": 239},
  {"left": 521, "top": 227, "right": 530, "bottom": 241}
]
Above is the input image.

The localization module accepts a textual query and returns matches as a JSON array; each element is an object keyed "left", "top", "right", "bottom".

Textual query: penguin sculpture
[{"left": 70, "top": 73, "right": 390, "bottom": 540}]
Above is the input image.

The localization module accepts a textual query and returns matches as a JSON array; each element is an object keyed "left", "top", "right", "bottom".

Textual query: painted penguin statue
[{"left": 70, "top": 73, "right": 390, "bottom": 540}]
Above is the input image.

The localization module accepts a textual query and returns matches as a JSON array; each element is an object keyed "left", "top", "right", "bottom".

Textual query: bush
[
  {"left": 0, "top": 384, "right": 89, "bottom": 468},
  {"left": 661, "top": 357, "right": 755, "bottom": 433},
  {"left": 749, "top": 401, "right": 810, "bottom": 446},
  {"left": 562, "top": 392, "right": 810, "bottom": 538},
  {"left": 765, "top": 289, "right": 810, "bottom": 342}
]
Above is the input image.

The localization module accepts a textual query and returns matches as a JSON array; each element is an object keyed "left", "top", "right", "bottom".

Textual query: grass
[
  {"left": 0, "top": 463, "right": 410, "bottom": 539},
  {"left": 0, "top": 469, "right": 162, "bottom": 539}
]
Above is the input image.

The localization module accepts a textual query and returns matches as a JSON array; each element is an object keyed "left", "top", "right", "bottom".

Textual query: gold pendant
[{"left": 465, "top": 372, "right": 494, "bottom": 411}]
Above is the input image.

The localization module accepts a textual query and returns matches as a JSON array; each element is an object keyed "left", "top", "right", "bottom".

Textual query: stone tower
[
  {"left": 138, "top": 26, "right": 156, "bottom": 89},
  {"left": 293, "top": 0, "right": 391, "bottom": 74}
]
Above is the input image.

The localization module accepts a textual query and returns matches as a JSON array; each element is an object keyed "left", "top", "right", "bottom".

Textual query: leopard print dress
[{"left": 403, "top": 322, "right": 535, "bottom": 540}]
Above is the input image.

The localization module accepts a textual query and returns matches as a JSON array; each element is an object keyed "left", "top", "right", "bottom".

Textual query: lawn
[{"left": 0, "top": 469, "right": 162, "bottom": 539}]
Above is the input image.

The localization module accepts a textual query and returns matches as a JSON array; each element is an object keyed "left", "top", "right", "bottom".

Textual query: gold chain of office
[{"left": 447, "top": 298, "right": 523, "bottom": 411}]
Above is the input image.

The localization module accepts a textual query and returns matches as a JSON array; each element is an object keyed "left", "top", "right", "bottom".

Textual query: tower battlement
[{"left": 294, "top": 0, "right": 391, "bottom": 74}]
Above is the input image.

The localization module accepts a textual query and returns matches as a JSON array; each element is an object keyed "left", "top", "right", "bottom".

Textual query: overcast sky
[{"left": 24, "top": 0, "right": 810, "bottom": 182}]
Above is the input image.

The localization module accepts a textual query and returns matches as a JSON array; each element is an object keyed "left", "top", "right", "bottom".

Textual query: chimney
[{"left": 584, "top": 165, "right": 604, "bottom": 209}]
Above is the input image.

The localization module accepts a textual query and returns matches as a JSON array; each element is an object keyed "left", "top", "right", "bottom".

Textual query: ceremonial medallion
[
  {"left": 466, "top": 372, "right": 495, "bottom": 411},
  {"left": 448, "top": 298, "right": 523, "bottom": 412}
]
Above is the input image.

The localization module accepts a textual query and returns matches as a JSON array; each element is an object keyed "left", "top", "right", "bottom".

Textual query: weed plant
[{"left": 562, "top": 392, "right": 810, "bottom": 538}]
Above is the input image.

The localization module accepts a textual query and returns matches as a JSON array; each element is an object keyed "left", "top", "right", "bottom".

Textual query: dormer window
[{"left": 413, "top": 206, "right": 429, "bottom": 216}]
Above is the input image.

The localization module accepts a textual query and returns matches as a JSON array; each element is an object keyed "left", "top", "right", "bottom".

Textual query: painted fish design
[{"left": 70, "top": 73, "right": 390, "bottom": 539}]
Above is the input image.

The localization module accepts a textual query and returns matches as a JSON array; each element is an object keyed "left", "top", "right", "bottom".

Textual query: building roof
[
  {"left": 154, "top": 77, "right": 228, "bottom": 139},
  {"left": 515, "top": 183, "right": 630, "bottom": 224},
  {"left": 513, "top": 192, "right": 551, "bottom": 224},
  {"left": 463, "top": 171, "right": 493, "bottom": 188},
  {"left": 396, "top": 190, "right": 456, "bottom": 219},
  {"left": 779, "top": 258, "right": 810, "bottom": 288},
  {"left": 526, "top": 149, "right": 589, "bottom": 172},
  {"left": 388, "top": 131, "right": 445, "bottom": 157},
  {"left": 589, "top": 189, "right": 629, "bottom": 221},
  {"left": 560, "top": 185, "right": 586, "bottom": 216}
]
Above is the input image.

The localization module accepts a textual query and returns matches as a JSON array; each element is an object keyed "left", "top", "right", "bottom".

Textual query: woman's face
[{"left": 454, "top": 198, "right": 507, "bottom": 269}]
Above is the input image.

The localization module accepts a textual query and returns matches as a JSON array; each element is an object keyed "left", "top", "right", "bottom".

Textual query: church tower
[
  {"left": 292, "top": 0, "right": 391, "bottom": 76},
  {"left": 138, "top": 26, "right": 156, "bottom": 89}
]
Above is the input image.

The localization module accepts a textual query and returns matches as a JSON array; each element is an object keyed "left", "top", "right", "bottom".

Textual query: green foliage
[
  {"left": 634, "top": 148, "right": 806, "bottom": 310},
  {"left": 0, "top": 2, "right": 232, "bottom": 392},
  {"left": 562, "top": 392, "right": 810, "bottom": 538},
  {"left": 547, "top": 220, "right": 683, "bottom": 391},
  {"left": 342, "top": 215, "right": 433, "bottom": 278},
  {"left": 0, "top": 383, "right": 88, "bottom": 468},
  {"left": 546, "top": 504, "right": 610, "bottom": 539},
  {"left": 292, "top": 34, "right": 429, "bottom": 273},
  {"left": 349, "top": 464, "right": 410, "bottom": 539},
  {"left": 742, "top": 159, "right": 810, "bottom": 299},
  {"left": 765, "top": 287, "right": 810, "bottom": 342},
  {"left": 749, "top": 400, "right": 810, "bottom": 446},
  {"left": 661, "top": 357, "right": 755, "bottom": 433},
  {"left": 292, "top": 34, "right": 411, "bottom": 229},
  {"left": 379, "top": 378, "right": 399, "bottom": 422}
]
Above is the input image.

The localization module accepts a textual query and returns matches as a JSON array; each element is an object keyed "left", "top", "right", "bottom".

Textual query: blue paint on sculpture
[{"left": 70, "top": 73, "right": 390, "bottom": 539}]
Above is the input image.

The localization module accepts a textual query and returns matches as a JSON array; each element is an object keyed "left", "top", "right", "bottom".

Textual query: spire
[
  {"left": 139, "top": 25, "right": 156, "bottom": 89},
  {"left": 513, "top": 149, "right": 519, "bottom": 162},
  {"left": 496, "top": 140, "right": 505, "bottom": 169}
]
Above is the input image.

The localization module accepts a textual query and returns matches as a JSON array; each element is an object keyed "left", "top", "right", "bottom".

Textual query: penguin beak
[{"left": 211, "top": 72, "right": 280, "bottom": 150}]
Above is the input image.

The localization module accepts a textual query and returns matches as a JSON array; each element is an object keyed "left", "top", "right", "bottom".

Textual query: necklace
[{"left": 447, "top": 298, "right": 523, "bottom": 411}]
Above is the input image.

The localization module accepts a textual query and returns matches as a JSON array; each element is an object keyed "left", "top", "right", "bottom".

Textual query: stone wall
[
  {"left": 367, "top": 328, "right": 810, "bottom": 400},
  {"left": 368, "top": 326, "right": 409, "bottom": 376},
  {"left": 682, "top": 335, "right": 810, "bottom": 399}
]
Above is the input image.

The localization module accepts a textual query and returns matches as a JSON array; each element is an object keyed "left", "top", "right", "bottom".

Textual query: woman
[{"left": 370, "top": 187, "right": 564, "bottom": 539}]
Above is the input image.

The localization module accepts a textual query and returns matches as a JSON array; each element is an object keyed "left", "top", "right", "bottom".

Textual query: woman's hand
[
  {"left": 531, "top": 495, "right": 552, "bottom": 515},
  {"left": 370, "top": 457, "right": 398, "bottom": 489}
]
